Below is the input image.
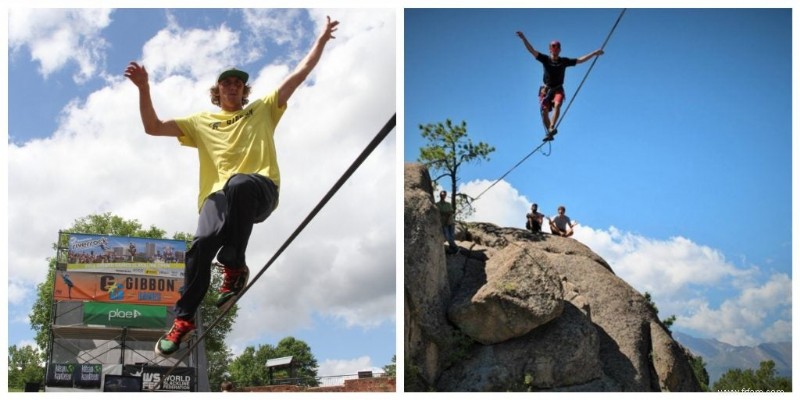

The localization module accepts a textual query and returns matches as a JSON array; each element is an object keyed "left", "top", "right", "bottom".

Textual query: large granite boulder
[
  {"left": 447, "top": 242, "right": 564, "bottom": 345},
  {"left": 404, "top": 163, "right": 702, "bottom": 392}
]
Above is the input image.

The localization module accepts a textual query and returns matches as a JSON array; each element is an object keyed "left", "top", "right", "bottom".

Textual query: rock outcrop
[
  {"left": 404, "top": 164, "right": 454, "bottom": 387},
  {"left": 447, "top": 243, "right": 564, "bottom": 345},
  {"left": 404, "top": 163, "right": 701, "bottom": 392}
]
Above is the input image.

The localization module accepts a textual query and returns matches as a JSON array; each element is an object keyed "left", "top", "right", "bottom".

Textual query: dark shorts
[{"left": 539, "top": 86, "right": 565, "bottom": 112}]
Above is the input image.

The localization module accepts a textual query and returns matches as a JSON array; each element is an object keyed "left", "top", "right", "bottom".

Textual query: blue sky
[
  {"left": 405, "top": 8, "right": 791, "bottom": 346},
  {"left": 6, "top": 8, "right": 396, "bottom": 377}
]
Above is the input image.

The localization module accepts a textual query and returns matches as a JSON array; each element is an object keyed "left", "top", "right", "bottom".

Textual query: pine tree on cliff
[{"left": 418, "top": 119, "right": 495, "bottom": 220}]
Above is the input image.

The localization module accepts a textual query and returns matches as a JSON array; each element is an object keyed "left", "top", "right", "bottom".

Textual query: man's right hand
[
  {"left": 123, "top": 61, "right": 182, "bottom": 137},
  {"left": 124, "top": 62, "right": 149, "bottom": 89}
]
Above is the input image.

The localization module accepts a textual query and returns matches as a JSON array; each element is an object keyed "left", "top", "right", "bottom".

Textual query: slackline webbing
[
  {"left": 472, "top": 9, "right": 626, "bottom": 203},
  {"left": 151, "top": 114, "right": 396, "bottom": 390}
]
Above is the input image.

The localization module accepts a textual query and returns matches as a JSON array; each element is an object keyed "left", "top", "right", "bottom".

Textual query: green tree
[
  {"left": 28, "top": 213, "right": 238, "bottom": 388},
  {"left": 418, "top": 119, "right": 495, "bottom": 222},
  {"left": 69, "top": 213, "right": 166, "bottom": 239},
  {"left": 228, "top": 337, "right": 319, "bottom": 388},
  {"left": 383, "top": 355, "right": 396, "bottom": 378},
  {"left": 713, "top": 360, "right": 791, "bottom": 392},
  {"left": 7, "top": 345, "right": 45, "bottom": 391},
  {"left": 688, "top": 353, "right": 710, "bottom": 391},
  {"left": 643, "top": 291, "right": 676, "bottom": 333},
  {"left": 228, "top": 345, "right": 272, "bottom": 388},
  {"left": 207, "top": 344, "right": 234, "bottom": 392},
  {"left": 274, "top": 337, "right": 319, "bottom": 386}
]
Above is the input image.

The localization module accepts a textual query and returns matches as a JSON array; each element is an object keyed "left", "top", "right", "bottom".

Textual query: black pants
[
  {"left": 174, "top": 173, "right": 278, "bottom": 319},
  {"left": 526, "top": 220, "right": 541, "bottom": 233}
]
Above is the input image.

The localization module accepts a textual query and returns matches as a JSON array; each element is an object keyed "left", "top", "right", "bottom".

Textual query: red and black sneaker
[
  {"left": 155, "top": 317, "right": 196, "bottom": 357},
  {"left": 215, "top": 262, "right": 250, "bottom": 310}
]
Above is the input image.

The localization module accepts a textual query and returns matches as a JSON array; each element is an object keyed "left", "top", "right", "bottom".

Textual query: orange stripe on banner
[{"left": 54, "top": 270, "right": 182, "bottom": 306}]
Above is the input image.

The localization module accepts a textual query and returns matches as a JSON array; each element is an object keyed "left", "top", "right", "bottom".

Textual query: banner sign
[
  {"left": 74, "top": 364, "right": 103, "bottom": 388},
  {"left": 54, "top": 270, "right": 182, "bottom": 306},
  {"left": 46, "top": 363, "right": 102, "bottom": 388},
  {"left": 46, "top": 363, "right": 76, "bottom": 387},
  {"left": 103, "top": 374, "right": 142, "bottom": 392},
  {"left": 83, "top": 302, "right": 167, "bottom": 329},
  {"left": 123, "top": 365, "right": 195, "bottom": 392},
  {"left": 64, "top": 233, "right": 186, "bottom": 278}
]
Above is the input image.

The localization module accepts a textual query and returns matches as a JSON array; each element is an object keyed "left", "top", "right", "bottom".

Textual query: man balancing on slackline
[
  {"left": 516, "top": 32, "right": 604, "bottom": 141},
  {"left": 125, "top": 16, "right": 339, "bottom": 357}
]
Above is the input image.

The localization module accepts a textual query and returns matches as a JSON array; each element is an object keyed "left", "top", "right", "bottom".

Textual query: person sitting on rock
[
  {"left": 548, "top": 205, "right": 577, "bottom": 237},
  {"left": 526, "top": 203, "right": 544, "bottom": 233}
]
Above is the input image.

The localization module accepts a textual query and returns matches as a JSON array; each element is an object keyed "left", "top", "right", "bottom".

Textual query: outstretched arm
[
  {"left": 277, "top": 16, "right": 339, "bottom": 108},
  {"left": 124, "top": 62, "right": 183, "bottom": 137},
  {"left": 576, "top": 49, "right": 604, "bottom": 64},
  {"left": 516, "top": 31, "right": 540, "bottom": 58}
]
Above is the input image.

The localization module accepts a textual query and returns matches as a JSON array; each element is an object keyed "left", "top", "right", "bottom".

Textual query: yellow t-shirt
[{"left": 175, "top": 89, "right": 286, "bottom": 212}]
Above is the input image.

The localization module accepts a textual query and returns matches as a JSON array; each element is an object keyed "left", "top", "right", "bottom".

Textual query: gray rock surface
[
  {"left": 403, "top": 163, "right": 453, "bottom": 389},
  {"left": 447, "top": 243, "right": 564, "bottom": 345},
  {"left": 404, "top": 163, "right": 702, "bottom": 391},
  {"left": 438, "top": 303, "right": 603, "bottom": 391}
]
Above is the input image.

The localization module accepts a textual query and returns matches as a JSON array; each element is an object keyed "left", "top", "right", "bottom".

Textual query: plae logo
[{"left": 108, "top": 309, "right": 142, "bottom": 321}]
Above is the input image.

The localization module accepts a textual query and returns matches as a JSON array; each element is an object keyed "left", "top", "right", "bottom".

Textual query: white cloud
[
  {"left": 8, "top": 10, "right": 396, "bottom": 349},
  {"left": 761, "top": 319, "right": 792, "bottom": 344},
  {"left": 140, "top": 22, "right": 242, "bottom": 84},
  {"left": 575, "top": 226, "right": 750, "bottom": 296},
  {"left": 241, "top": 9, "right": 306, "bottom": 50},
  {"left": 738, "top": 273, "right": 792, "bottom": 307},
  {"left": 8, "top": 9, "right": 112, "bottom": 83},
  {"left": 577, "top": 226, "right": 791, "bottom": 346},
  {"left": 309, "top": 8, "right": 395, "bottom": 43},
  {"left": 318, "top": 356, "right": 382, "bottom": 377},
  {"left": 459, "top": 179, "right": 531, "bottom": 228},
  {"left": 8, "top": 280, "right": 31, "bottom": 306},
  {"left": 678, "top": 274, "right": 792, "bottom": 345},
  {"left": 680, "top": 301, "right": 759, "bottom": 346}
]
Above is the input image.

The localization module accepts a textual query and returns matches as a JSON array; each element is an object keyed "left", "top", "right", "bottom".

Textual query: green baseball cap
[{"left": 217, "top": 68, "right": 249, "bottom": 83}]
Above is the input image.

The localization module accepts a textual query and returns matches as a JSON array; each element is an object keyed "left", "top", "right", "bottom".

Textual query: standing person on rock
[{"left": 436, "top": 190, "right": 459, "bottom": 254}]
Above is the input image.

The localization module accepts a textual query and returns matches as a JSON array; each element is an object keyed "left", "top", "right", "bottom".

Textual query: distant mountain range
[{"left": 673, "top": 331, "right": 791, "bottom": 386}]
